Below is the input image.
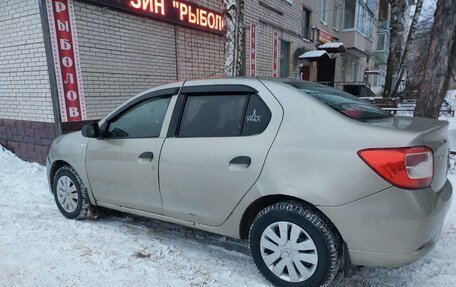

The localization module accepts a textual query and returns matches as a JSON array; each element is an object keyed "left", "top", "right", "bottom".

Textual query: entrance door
[
  {"left": 317, "top": 58, "right": 336, "bottom": 86},
  {"left": 86, "top": 96, "right": 172, "bottom": 214},
  {"left": 159, "top": 82, "right": 283, "bottom": 227},
  {"left": 300, "top": 65, "right": 310, "bottom": 80}
]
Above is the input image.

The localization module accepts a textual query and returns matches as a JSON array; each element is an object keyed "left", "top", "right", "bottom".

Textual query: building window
[
  {"left": 344, "top": 0, "right": 374, "bottom": 38},
  {"left": 333, "top": 1, "right": 342, "bottom": 30},
  {"left": 280, "top": 40, "right": 290, "bottom": 78},
  {"left": 302, "top": 8, "right": 311, "bottom": 39},
  {"left": 320, "top": 0, "right": 327, "bottom": 23},
  {"left": 376, "top": 33, "right": 387, "bottom": 51},
  {"left": 343, "top": 0, "right": 356, "bottom": 29},
  {"left": 352, "top": 62, "right": 359, "bottom": 81}
]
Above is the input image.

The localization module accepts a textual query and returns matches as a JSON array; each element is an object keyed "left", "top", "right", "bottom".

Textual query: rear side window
[
  {"left": 283, "top": 80, "right": 392, "bottom": 121},
  {"left": 177, "top": 94, "right": 271, "bottom": 137},
  {"left": 243, "top": 95, "right": 271, "bottom": 135}
]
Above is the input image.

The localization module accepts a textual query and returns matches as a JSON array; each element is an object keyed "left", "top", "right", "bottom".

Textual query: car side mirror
[{"left": 81, "top": 122, "right": 100, "bottom": 138}]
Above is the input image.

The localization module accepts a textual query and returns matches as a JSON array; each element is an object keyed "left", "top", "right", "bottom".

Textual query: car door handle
[
  {"left": 229, "top": 156, "right": 251, "bottom": 166},
  {"left": 139, "top": 152, "right": 154, "bottom": 160}
]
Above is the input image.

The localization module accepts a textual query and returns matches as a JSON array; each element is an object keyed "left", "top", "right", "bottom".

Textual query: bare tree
[
  {"left": 414, "top": 0, "right": 456, "bottom": 118},
  {"left": 390, "top": 0, "right": 423, "bottom": 97},
  {"left": 384, "top": 0, "right": 406, "bottom": 98},
  {"left": 224, "top": 0, "right": 244, "bottom": 77}
]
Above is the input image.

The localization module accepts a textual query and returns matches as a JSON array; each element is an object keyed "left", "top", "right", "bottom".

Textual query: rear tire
[
  {"left": 248, "top": 201, "right": 340, "bottom": 287},
  {"left": 52, "top": 165, "right": 92, "bottom": 220}
]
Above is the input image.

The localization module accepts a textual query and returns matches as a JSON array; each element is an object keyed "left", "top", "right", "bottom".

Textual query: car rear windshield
[{"left": 283, "top": 80, "right": 393, "bottom": 121}]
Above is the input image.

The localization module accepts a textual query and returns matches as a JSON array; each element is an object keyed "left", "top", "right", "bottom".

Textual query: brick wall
[
  {"left": 0, "top": 119, "right": 55, "bottom": 164},
  {"left": 73, "top": 1, "right": 178, "bottom": 120},
  {"left": 0, "top": 0, "right": 54, "bottom": 122},
  {"left": 176, "top": 26, "right": 225, "bottom": 79},
  {"left": 0, "top": 0, "right": 56, "bottom": 163},
  {"left": 73, "top": 0, "right": 225, "bottom": 120}
]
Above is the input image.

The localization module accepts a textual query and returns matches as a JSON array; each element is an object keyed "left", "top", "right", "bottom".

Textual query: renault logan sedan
[{"left": 47, "top": 78, "right": 452, "bottom": 287}]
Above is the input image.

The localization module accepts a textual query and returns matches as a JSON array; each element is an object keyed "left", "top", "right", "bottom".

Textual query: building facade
[
  {"left": 244, "top": 0, "right": 378, "bottom": 89},
  {"left": 0, "top": 0, "right": 382, "bottom": 163}
]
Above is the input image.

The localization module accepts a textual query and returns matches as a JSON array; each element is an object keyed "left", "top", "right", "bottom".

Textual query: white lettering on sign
[
  {"left": 60, "top": 39, "right": 71, "bottom": 50},
  {"left": 55, "top": 1, "right": 66, "bottom": 13},
  {"left": 69, "top": 107, "right": 80, "bottom": 117},
  {"left": 57, "top": 19, "right": 70, "bottom": 32}
]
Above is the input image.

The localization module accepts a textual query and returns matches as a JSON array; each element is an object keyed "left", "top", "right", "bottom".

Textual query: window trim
[
  {"left": 103, "top": 96, "right": 173, "bottom": 140},
  {"left": 167, "top": 86, "right": 271, "bottom": 138}
]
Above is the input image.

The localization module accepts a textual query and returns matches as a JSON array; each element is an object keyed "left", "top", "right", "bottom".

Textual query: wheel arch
[
  {"left": 239, "top": 194, "right": 344, "bottom": 244},
  {"left": 49, "top": 160, "right": 72, "bottom": 191}
]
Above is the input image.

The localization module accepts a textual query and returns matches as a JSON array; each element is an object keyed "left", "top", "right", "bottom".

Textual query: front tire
[
  {"left": 249, "top": 201, "right": 341, "bottom": 287},
  {"left": 53, "top": 165, "right": 92, "bottom": 220}
]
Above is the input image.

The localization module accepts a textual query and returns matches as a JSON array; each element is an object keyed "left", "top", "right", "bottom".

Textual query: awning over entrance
[
  {"left": 298, "top": 50, "right": 330, "bottom": 61},
  {"left": 317, "top": 42, "right": 346, "bottom": 53}
]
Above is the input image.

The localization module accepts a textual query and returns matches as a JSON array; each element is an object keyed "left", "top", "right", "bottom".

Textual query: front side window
[
  {"left": 107, "top": 97, "right": 171, "bottom": 138},
  {"left": 177, "top": 94, "right": 271, "bottom": 137}
]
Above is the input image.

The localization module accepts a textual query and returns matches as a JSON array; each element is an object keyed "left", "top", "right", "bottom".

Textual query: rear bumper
[{"left": 319, "top": 179, "right": 452, "bottom": 267}]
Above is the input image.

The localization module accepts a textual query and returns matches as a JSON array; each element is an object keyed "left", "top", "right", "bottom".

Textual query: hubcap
[
  {"left": 260, "top": 221, "right": 318, "bottom": 283},
  {"left": 56, "top": 176, "right": 78, "bottom": 213}
]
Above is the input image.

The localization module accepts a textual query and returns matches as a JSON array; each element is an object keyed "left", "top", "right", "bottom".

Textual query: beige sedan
[{"left": 47, "top": 78, "right": 452, "bottom": 287}]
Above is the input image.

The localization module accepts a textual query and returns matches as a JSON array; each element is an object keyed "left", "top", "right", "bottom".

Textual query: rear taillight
[{"left": 358, "top": 146, "right": 433, "bottom": 189}]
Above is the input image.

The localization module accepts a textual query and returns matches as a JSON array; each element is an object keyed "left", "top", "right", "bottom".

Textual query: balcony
[{"left": 340, "top": 29, "right": 374, "bottom": 57}]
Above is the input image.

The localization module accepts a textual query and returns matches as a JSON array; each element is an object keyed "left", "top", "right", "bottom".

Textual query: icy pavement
[{"left": 0, "top": 144, "right": 455, "bottom": 287}]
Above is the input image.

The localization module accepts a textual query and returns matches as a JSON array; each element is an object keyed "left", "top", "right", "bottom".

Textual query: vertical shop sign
[
  {"left": 272, "top": 32, "right": 278, "bottom": 78},
  {"left": 46, "top": 0, "right": 86, "bottom": 122},
  {"left": 250, "top": 24, "right": 257, "bottom": 77}
]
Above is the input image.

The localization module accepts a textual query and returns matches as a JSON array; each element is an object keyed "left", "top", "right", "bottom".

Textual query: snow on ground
[
  {"left": 1, "top": 94, "right": 456, "bottom": 286},
  {"left": 1, "top": 147, "right": 455, "bottom": 287}
]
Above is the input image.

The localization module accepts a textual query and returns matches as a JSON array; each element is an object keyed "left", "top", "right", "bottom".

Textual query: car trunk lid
[{"left": 367, "top": 116, "right": 449, "bottom": 191}]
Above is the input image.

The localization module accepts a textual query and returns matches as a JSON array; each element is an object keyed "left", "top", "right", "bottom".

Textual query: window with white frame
[
  {"left": 320, "top": 0, "right": 327, "bottom": 23},
  {"left": 376, "top": 33, "right": 387, "bottom": 51},
  {"left": 333, "top": 1, "right": 342, "bottom": 30},
  {"left": 343, "top": 0, "right": 374, "bottom": 38}
]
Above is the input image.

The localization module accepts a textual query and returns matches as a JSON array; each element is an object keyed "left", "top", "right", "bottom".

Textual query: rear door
[{"left": 159, "top": 81, "right": 283, "bottom": 226}]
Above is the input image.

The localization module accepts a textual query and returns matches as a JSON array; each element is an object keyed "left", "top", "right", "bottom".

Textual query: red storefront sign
[
  {"left": 272, "top": 32, "right": 278, "bottom": 78},
  {"left": 318, "top": 28, "right": 333, "bottom": 43},
  {"left": 85, "top": 0, "right": 225, "bottom": 35},
  {"left": 250, "top": 24, "right": 257, "bottom": 77},
  {"left": 46, "top": 0, "right": 86, "bottom": 122}
]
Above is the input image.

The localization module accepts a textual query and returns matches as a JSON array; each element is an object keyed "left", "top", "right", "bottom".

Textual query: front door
[
  {"left": 86, "top": 96, "right": 172, "bottom": 214},
  {"left": 317, "top": 58, "right": 336, "bottom": 86},
  {"left": 159, "top": 82, "right": 283, "bottom": 227}
]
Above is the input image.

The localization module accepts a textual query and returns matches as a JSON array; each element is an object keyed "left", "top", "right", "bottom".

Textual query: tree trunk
[
  {"left": 391, "top": 0, "right": 424, "bottom": 97},
  {"left": 384, "top": 0, "right": 403, "bottom": 98},
  {"left": 414, "top": 0, "right": 456, "bottom": 118},
  {"left": 224, "top": 0, "right": 244, "bottom": 77}
]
